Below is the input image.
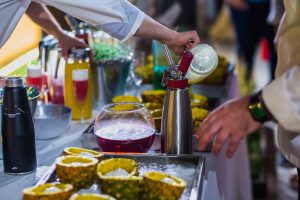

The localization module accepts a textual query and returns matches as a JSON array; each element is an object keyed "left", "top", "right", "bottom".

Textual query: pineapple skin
[
  {"left": 99, "top": 177, "right": 143, "bottom": 200},
  {"left": 23, "top": 183, "right": 73, "bottom": 200},
  {"left": 97, "top": 158, "right": 141, "bottom": 200},
  {"left": 57, "top": 164, "right": 97, "bottom": 190},
  {"left": 23, "top": 191, "right": 73, "bottom": 200},
  {"left": 142, "top": 178, "right": 185, "bottom": 200}
]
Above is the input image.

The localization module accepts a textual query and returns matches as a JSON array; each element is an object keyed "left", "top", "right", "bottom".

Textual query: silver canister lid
[{"left": 5, "top": 77, "right": 24, "bottom": 87}]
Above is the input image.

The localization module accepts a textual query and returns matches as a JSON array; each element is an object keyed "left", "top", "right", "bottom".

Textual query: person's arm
[
  {"left": 26, "top": 2, "right": 87, "bottom": 58},
  {"left": 263, "top": 66, "right": 300, "bottom": 132},
  {"left": 196, "top": 65, "right": 300, "bottom": 158},
  {"left": 34, "top": 0, "right": 199, "bottom": 54},
  {"left": 135, "top": 16, "right": 199, "bottom": 54}
]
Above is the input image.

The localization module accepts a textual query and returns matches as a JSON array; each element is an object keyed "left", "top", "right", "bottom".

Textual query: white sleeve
[
  {"left": 0, "top": 0, "right": 32, "bottom": 48},
  {"left": 263, "top": 66, "right": 300, "bottom": 132},
  {"left": 267, "top": 0, "right": 285, "bottom": 26},
  {"left": 34, "top": 0, "right": 145, "bottom": 42}
]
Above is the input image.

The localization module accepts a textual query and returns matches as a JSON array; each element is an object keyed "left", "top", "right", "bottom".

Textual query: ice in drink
[{"left": 95, "top": 120, "right": 156, "bottom": 153}]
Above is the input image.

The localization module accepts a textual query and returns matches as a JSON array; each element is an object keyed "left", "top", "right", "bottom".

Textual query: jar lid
[
  {"left": 27, "top": 65, "right": 42, "bottom": 78},
  {"left": 167, "top": 78, "right": 188, "bottom": 89},
  {"left": 186, "top": 44, "right": 218, "bottom": 84}
]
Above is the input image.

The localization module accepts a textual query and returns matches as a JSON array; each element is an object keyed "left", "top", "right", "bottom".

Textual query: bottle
[
  {"left": 65, "top": 48, "right": 92, "bottom": 120},
  {"left": 186, "top": 44, "right": 218, "bottom": 84},
  {"left": 1, "top": 77, "right": 37, "bottom": 174},
  {"left": 161, "top": 52, "right": 194, "bottom": 155},
  {"left": 161, "top": 78, "right": 193, "bottom": 154}
]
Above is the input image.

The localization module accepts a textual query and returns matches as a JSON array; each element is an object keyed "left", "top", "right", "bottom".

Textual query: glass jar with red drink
[{"left": 94, "top": 103, "right": 156, "bottom": 153}]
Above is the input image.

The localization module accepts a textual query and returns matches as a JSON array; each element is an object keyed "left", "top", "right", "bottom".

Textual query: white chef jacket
[
  {"left": 0, "top": 0, "right": 145, "bottom": 48},
  {"left": 262, "top": 0, "right": 300, "bottom": 167}
]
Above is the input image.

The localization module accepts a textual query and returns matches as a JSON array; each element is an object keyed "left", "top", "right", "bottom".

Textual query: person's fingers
[
  {"left": 185, "top": 31, "right": 200, "bottom": 49},
  {"left": 61, "top": 45, "right": 68, "bottom": 61},
  {"left": 198, "top": 120, "right": 222, "bottom": 150},
  {"left": 195, "top": 114, "right": 216, "bottom": 139},
  {"left": 191, "top": 32, "right": 200, "bottom": 44},
  {"left": 212, "top": 129, "right": 230, "bottom": 155},
  {"left": 185, "top": 43, "right": 195, "bottom": 51},
  {"left": 75, "top": 38, "right": 88, "bottom": 48},
  {"left": 197, "top": 106, "right": 228, "bottom": 136},
  {"left": 226, "top": 135, "right": 242, "bottom": 158},
  {"left": 195, "top": 107, "right": 226, "bottom": 139}
]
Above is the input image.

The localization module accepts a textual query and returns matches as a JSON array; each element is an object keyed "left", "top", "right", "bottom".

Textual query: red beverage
[
  {"left": 73, "top": 80, "right": 88, "bottom": 104},
  {"left": 95, "top": 120, "right": 156, "bottom": 153},
  {"left": 51, "top": 80, "right": 64, "bottom": 104},
  {"left": 26, "top": 76, "right": 43, "bottom": 91}
]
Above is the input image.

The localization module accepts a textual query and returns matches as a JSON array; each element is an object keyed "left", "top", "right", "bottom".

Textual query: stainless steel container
[
  {"left": 161, "top": 79, "right": 193, "bottom": 155},
  {"left": 91, "top": 59, "right": 132, "bottom": 108}
]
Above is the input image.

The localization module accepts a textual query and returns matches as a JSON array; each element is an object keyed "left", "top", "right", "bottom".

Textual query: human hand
[
  {"left": 163, "top": 31, "right": 200, "bottom": 55},
  {"left": 56, "top": 33, "right": 88, "bottom": 59},
  {"left": 196, "top": 96, "right": 261, "bottom": 158},
  {"left": 225, "top": 0, "right": 249, "bottom": 10}
]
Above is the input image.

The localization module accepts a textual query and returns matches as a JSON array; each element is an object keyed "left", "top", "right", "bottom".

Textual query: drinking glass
[
  {"left": 72, "top": 69, "right": 89, "bottom": 123},
  {"left": 51, "top": 77, "right": 64, "bottom": 105}
]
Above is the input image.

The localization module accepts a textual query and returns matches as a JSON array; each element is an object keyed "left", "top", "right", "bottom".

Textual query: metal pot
[{"left": 91, "top": 59, "right": 133, "bottom": 109}]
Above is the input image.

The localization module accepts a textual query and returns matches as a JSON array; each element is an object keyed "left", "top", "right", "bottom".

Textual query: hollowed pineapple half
[
  {"left": 63, "top": 147, "right": 103, "bottom": 161},
  {"left": 56, "top": 155, "right": 98, "bottom": 190},
  {"left": 97, "top": 158, "right": 142, "bottom": 200},
  {"left": 141, "top": 90, "right": 166, "bottom": 104},
  {"left": 23, "top": 183, "right": 73, "bottom": 200},
  {"left": 191, "top": 94, "right": 208, "bottom": 109},
  {"left": 142, "top": 171, "right": 187, "bottom": 200},
  {"left": 69, "top": 193, "right": 116, "bottom": 200},
  {"left": 112, "top": 95, "right": 142, "bottom": 103}
]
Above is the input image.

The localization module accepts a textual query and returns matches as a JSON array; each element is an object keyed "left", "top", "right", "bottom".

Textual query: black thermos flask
[{"left": 1, "top": 77, "right": 37, "bottom": 174}]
